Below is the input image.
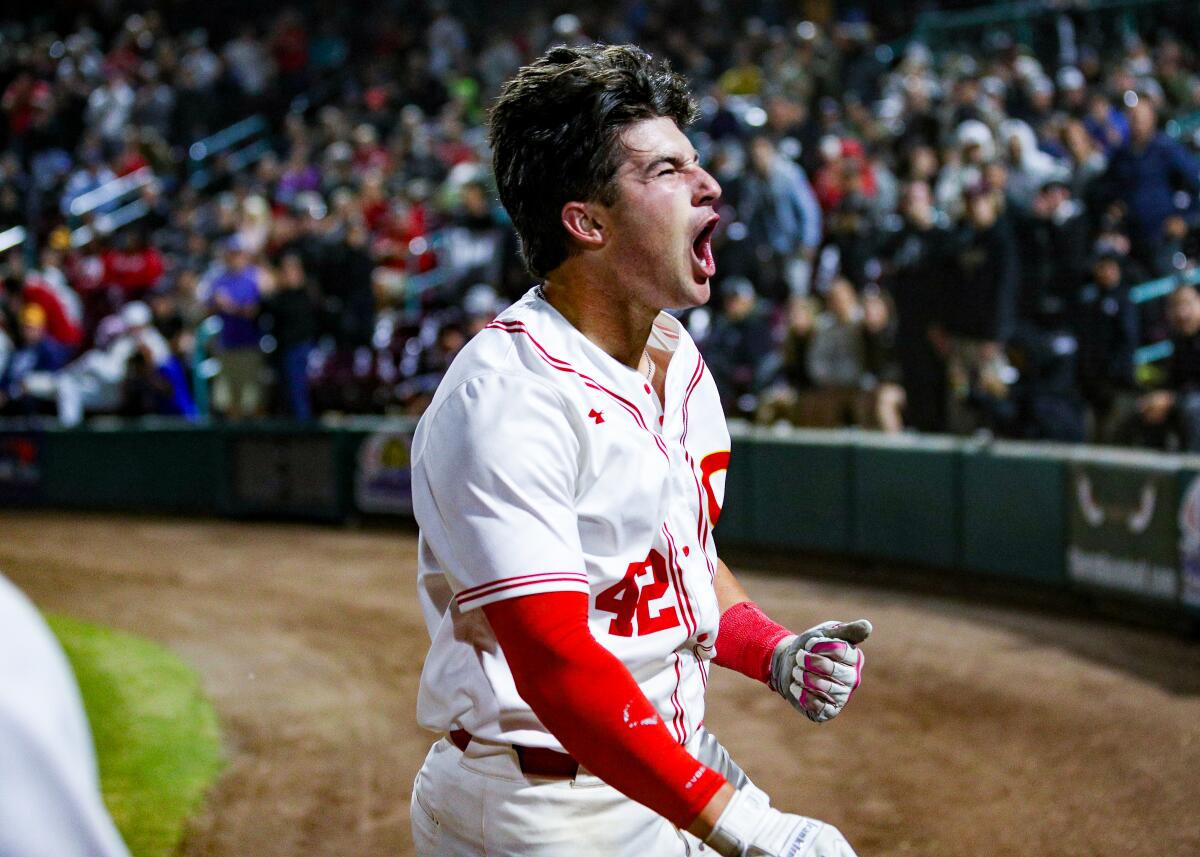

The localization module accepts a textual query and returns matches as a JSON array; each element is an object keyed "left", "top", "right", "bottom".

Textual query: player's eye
[{"left": 656, "top": 167, "right": 676, "bottom": 177}]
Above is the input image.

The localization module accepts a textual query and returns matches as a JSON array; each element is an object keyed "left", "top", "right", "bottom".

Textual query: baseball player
[
  {"left": 0, "top": 573, "right": 132, "bottom": 857},
  {"left": 411, "top": 44, "right": 869, "bottom": 856}
]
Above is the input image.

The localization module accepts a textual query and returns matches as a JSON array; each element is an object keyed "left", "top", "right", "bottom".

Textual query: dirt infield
[{"left": 2, "top": 510, "right": 1198, "bottom": 856}]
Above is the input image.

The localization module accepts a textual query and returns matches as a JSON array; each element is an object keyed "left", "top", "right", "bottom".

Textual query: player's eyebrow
[{"left": 642, "top": 151, "right": 701, "bottom": 175}]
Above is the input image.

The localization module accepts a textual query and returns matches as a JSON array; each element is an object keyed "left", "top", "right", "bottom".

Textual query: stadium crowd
[{"left": 2, "top": 1, "right": 1200, "bottom": 448}]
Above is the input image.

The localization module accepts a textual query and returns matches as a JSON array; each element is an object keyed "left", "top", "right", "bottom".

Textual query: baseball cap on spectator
[
  {"left": 463, "top": 284, "right": 499, "bottom": 319},
  {"left": 1029, "top": 76, "right": 1055, "bottom": 98},
  {"left": 1014, "top": 55, "right": 1044, "bottom": 82},
  {"left": 980, "top": 76, "right": 1007, "bottom": 98},
  {"left": 120, "top": 301, "right": 152, "bottom": 329},
  {"left": 47, "top": 226, "right": 72, "bottom": 251},
  {"left": 1091, "top": 246, "right": 1124, "bottom": 266},
  {"left": 20, "top": 304, "right": 47, "bottom": 330},
  {"left": 324, "top": 141, "right": 353, "bottom": 164},
  {"left": 1039, "top": 176, "right": 1071, "bottom": 193},
  {"left": 1056, "top": 66, "right": 1086, "bottom": 92},
  {"left": 721, "top": 276, "right": 757, "bottom": 301},
  {"left": 292, "top": 191, "right": 328, "bottom": 220},
  {"left": 956, "top": 120, "right": 995, "bottom": 159}
]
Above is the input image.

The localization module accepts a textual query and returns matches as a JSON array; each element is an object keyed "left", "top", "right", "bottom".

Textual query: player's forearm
[
  {"left": 484, "top": 592, "right": 727, "bottom": 829},
  {"left": 714, "top": 557, "right": 752, "bottom": 613}
]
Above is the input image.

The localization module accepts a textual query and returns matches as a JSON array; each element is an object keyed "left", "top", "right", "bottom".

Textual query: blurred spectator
[
  {"left": 1075, "top": 251, "right": 1139, "bottom": 441},
  {"left": 755, "top": 296, "right": 816, "bottom": 426},
  {"left": 3, "top": 251, "right": 83, "bottom": 350},
  {"left": 878, "top": 180, "right": 949, "bottom": 431},
  {"left": 799, "top": 278, "right": 870, "bottom": 427},
  {"left": 23, "top": 301, "right": 184, "bottom": 425},
  {"left": 101, "top": 230, "right": 164, "bottom": 298},
  {"left": 1061, "top": 118, "right": 1108, "bottom": 202},
  {"left": 203, "top": 236, "right": 265, "bottom": 420},
  {"left": 1103, "top": 100, "right": 1200, "bottom": 273},
  {"left": 937, "top": 185, "right": 1020, "bottom": 433},
  {"left": 733, "top": 135, "right": 822, "bottom": 300},
  {"left": 1084, "top": 92, "right": 1129, "bottom": 155},
  {"left": 0, "top": 0, "right": 1197, "bottom": 448},
  {"left": 1015, "top": 179, "right": 1089, "bottom": 329},
  {"left": 60, "top": 150, "right": 116, "bottom": 218},
  {"left": 0, "top": 304, "right": 71, "bottom": 416},
  {"left": 1131, "top": 285, "right": 1200, "bottom": 449},
  {"left": 262, "top": 253, "right": 316, "bottom": 421},
  {"left": 861, "top": 288, "right": 906, "bottom": 433},
  {"left": 703, "top": 277, "right": 772, "bottom": 417},
  {"left": 439, "top": 179, "right": 521, "bottom": 301}
]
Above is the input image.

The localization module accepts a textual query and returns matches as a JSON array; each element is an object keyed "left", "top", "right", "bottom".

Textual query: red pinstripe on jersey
[
  {"left": 668, "top": 652, "right": 686, "bottom": 743},
  {"left": 456, "top": 571, "right": 590, "bottom": 608},
  {"left": 661, "top": 523, "right": 697, "bottom": 637},
  {"left": 678, "top": 353, "right": 719, "bottom": 582},
  {"left": 485, "top": 320, "right": 669, "bottom": 460}
]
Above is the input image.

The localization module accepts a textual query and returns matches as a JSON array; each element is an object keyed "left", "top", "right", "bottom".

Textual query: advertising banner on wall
[
  {"left": 1177, "top": 472, "right": 1200, "bottom": 612},
  {"left": 1067, "top": 461, "right": 1178, "bottom": 602},
  {"left": 355, "top": 428, "right": 415, "bottom": 516},
  {"left": 0, "top": 433, "right": 43, "bottom": 504}
]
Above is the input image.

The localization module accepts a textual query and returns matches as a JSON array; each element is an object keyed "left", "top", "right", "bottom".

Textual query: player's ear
[{"left": 561, "top": 201, "right": 606, "bottom": 249}]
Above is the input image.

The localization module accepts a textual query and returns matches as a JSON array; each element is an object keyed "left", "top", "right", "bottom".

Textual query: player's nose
[{"left": 693, "top": 165, "right": 721, "bottom": 208}]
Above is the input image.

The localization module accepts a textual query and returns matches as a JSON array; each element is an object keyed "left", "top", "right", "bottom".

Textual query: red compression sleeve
[
  {"left": 483, "top": 592, "right": 726, "bottom": 829},
  {"left": 712, "top": 601, "right": 792, "bottom": 685}
]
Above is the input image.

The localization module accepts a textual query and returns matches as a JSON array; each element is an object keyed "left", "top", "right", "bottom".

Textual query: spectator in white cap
[{"left": 22, "top": 301, "right": 178, "bottom": 425}]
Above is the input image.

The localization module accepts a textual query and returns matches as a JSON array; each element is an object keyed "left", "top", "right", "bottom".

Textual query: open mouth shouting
[{"left": 690, "top": 214, "right": 720, "bottom": 282}]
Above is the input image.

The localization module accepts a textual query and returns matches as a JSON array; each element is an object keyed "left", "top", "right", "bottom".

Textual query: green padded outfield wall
[
  {"left": 852, "top": 434, "right": 961, "bottom": 569},
  {"left": 1178, "top": 460, "right": 1200, "bottom": 618},
  {"left": 42, "top": 425, "right": 224, "bottom": 513},
  {"left": 960, "top": 441, "right": 1067, "bottom": 585},
  {"left": 736, "top": 427, "right": 854, "bottom": 553},
  {"left": 1065, "top": 448, "right": 1179, "bottom": 604},
  {"left": 3, "top": 419, "right": 1196, "bottom": 626},
  {"left": 714, "top": 431, "right": 755, "bottom": 546}
]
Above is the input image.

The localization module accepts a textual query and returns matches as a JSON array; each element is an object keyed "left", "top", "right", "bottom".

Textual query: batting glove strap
[{"left": 705, "top": 785, "right": 857, "bottom": 857}]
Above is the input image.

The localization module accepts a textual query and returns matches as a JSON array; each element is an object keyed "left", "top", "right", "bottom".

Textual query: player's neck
[{"left": 541, "top": 266, "right": 658, "bottom": 371}]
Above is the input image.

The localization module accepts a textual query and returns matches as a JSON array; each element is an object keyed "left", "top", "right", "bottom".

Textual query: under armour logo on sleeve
[{"left": 588, "top": 409, "right": 605, "bottom": 424}]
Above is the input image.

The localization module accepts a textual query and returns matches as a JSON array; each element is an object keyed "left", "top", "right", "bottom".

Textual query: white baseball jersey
[
  {"left": 413, "top": 286, "right": 731, "bottom": 752},
  {"left": 0, "top": 573, "right": 131, "bottom": 857}
]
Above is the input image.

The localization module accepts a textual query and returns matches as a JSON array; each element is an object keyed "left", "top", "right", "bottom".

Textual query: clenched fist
[{"left": 769, "top": 619, "right": 870, "bottom": 723}]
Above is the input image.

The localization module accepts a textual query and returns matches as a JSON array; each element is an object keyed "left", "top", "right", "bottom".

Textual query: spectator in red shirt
[
  {"left": 101, "top": 230, "right": 164, "bottom": 297},
  {"left": 3, "top": 252, "right": 82, "bottom": 351}
]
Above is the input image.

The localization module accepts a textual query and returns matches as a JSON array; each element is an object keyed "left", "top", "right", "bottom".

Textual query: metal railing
[
  {"left": 1130, "top": 268, "right": 1200, "bottom": 366},
  {"left": 191, "top": 316, "right": 225, "bottom": 420},
  {"left": 0, "top": 226, "right": 26, "bottom": 255},
  {"left": 67, "top": 166, "right": 155, "bottom": 221},
  {"left": 187, "top": 115, "right": 270, "bottom": 191}
]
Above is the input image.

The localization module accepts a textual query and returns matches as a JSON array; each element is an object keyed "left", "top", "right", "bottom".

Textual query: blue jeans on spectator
[{"left": 282, "top": 342, "right": 313, "bottom": 422}]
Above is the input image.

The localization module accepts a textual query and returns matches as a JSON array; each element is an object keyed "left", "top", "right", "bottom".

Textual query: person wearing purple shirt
[{"left": 205, "top": 236, "right": 265, "bottom": 418}]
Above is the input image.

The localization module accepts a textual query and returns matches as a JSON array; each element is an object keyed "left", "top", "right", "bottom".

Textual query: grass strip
[{"left": 47, "top": 614, "right": 223, "bottom": 857}]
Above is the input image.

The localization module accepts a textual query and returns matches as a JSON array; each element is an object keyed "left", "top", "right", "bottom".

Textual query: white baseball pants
[{"left": 411, "top": 735, "right": 708, "bottom": 856}]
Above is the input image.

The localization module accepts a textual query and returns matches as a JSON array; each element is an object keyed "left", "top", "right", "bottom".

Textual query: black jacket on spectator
[
  {"left": 1075, "top": 282, "right": 1138, "bottom": 401},
  {"left": 1014, "top": 204, "right": 1090, "bottom": 327},
  {"left": 263, "top": 285, "right": 318, "bottom": 350},
  {"left": 943, "top": 216, "right": 1020, "bottom": 343},
  {"left": 1168, "top": 330, "right": 1200, "bottom": 394},
  {"left": 879, "top": 219, "right": 951, "bottom": 430},
  {"left": 703, "top": 307, "right": 774, "bottom": 415}
]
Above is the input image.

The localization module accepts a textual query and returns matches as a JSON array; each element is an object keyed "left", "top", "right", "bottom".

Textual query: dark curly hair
[{"left": 488, "top": 44, "right": 698, "bottom": 279}]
